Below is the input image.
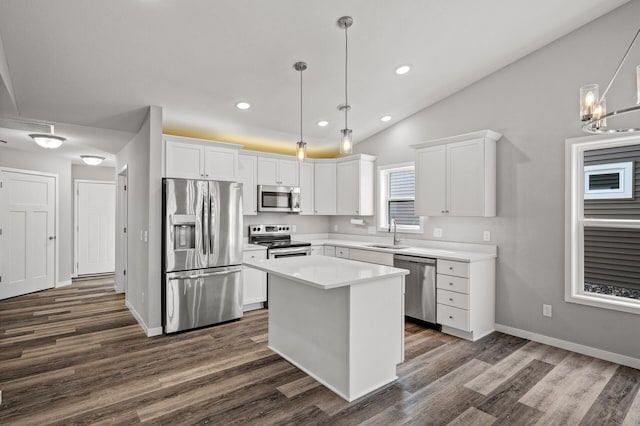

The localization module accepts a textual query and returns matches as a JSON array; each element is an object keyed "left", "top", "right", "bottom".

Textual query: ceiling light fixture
[
  {"left": 294, "top": 61, "right": 308, "bottom": 162},
  {"left": 80, "top": 155, "right": 105, "bottom": 166},
  {"left": 235, "top": 101, "right": 251, "bottom": 110},
  {"left": 29, "top": 133, "right": 65, "bottom": 149},
  {"left": 317, "top": 120, "right": 329, "bottom": 127},
  {"left": 338, "top": 16, "right": 354, "bottom": 155},
  {"left": 380, "top": 115, "right": 392, "bottom": 122},
  {"left": 580, "top": 27, "right": 640, "bottom": 133},
  {"left": 395, "top": 65, "right": 411, "bottom": 75}
]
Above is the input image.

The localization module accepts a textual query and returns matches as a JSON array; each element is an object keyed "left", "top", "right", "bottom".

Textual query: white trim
[
  {"left": 495, "top": 323, "right": 640, "bottom": 370},
  {"left": 584, "top": 161, "right": 633, "bottom": 199},
  {"left": 56, "top": 279, "right": 72, "bottom": 288},
  {"left": 565, "top": 134, "right": 640, "bottom": 315},
  {"left": 126, "top": 300, "right": 163, "bottom": 337},
  {"left": 0, "top": 166, "right": 59, "bottom": 290}
]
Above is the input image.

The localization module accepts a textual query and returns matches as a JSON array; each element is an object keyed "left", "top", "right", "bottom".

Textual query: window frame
[
  {"left": 377, "top": 162, "right": 423, "bottom": 234},
  {"left": 565, "top": 134, "right": 640, "bottom": 315}
]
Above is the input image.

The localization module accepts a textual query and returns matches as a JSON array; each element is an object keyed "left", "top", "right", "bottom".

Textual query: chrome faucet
[{"left": 389, "top": 219, "right": 401, "bottom": 246}]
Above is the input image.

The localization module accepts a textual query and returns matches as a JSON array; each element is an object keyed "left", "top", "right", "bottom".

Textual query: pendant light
[
  {"left": 294, "top": 61, "right": 308, "bottom": 161},
  {"left": 338, "top": 16, "right": 353, "bottom": 155},
  {"left": 29, "top": 133, "right": 65, "bottom": 149},
  {"left": 580, "top": 27, "right": 640, "bottom": 133}
]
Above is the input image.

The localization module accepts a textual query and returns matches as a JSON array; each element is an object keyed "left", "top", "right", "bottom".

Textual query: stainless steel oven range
[{"left": 248, "top": 224, "right": 311, "bottom": 306}]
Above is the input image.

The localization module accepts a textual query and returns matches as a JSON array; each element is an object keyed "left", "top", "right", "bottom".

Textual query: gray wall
[
  {"left": 334, "top": 1, "right": 640, "bottom": 359},
  {"left": 0, "top": 147, "right": 73, "bottom": 283}
]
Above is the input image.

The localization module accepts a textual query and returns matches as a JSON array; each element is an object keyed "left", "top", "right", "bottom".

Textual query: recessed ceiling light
[
  {"left": 394, "top": 65, "right": 411, "bottom": 75},
  {"left": 317, "top": 120, "right": 329, "bottom": 127},
  {"left": 380, "top": 115, "right": 392, "bottom": 122},
  {"left": 80, "top": 155, "right": 106, "bottom": 166},
  {"left": 235, "top": 101, "right": 251, "bottom": 110}
]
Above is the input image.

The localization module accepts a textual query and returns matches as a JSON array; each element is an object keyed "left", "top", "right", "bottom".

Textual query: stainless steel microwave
[{"left": 257, "top": 185, "right": 301, "bottom": 213}]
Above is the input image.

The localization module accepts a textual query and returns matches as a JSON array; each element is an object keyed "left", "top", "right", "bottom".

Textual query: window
[
  {"left": 566, "top": 136, "right": 640, "bottom": 314},
  {"left": 378, "top": 163, "right": 423, "bottom": 233}
]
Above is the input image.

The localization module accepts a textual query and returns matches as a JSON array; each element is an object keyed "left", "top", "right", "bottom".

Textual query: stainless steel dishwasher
[{"left": 393, "top": 254, "right": 440, "bottom": 330}]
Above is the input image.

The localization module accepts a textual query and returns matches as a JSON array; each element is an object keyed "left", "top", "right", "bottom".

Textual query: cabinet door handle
[
  {"left": 449, "top": 282, "right": 453, "bottom": 286},
  {"left": 449, "top": 298, "right": 454, "bottom": 302},
  {"left": 449, "top": 267, "right": 453, "bottom": 270},
  {"left": 441, "top": 210, "right": 445, "bottom": 214},
  {"left": 449, "top": 315, "right": 454, "bottom": 319}
]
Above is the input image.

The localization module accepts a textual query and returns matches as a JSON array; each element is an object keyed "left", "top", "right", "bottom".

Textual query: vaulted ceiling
[{"left": 0, "top": 0, "right": 630, "bottom": 162}]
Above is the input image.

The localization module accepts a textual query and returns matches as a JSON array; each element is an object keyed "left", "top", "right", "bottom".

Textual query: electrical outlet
[
  {"left": 483, "top": 231, "right": 491, "bottom": 241},
  {"left": 368, "top": 226, "right": 377, "bottom": 235},
  {"left": 143, "top": 230, "right": 148, "bottom": 243},
  {"left": 543, "top": 304, "right": 552, "bottom": 317},
  {"left": 433, "top": 228, "right": 443, "bottom": 238},
  {"left": 333, "top": 224, "right": 339, "bottom": 232},
  {"left": 140, "top": 230, "right": 143, "bottom": 241}
]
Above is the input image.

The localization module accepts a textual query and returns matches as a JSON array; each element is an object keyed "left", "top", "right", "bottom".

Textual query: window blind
[{"left": 388, "top": 169, "right": 420, "bottom": 226}]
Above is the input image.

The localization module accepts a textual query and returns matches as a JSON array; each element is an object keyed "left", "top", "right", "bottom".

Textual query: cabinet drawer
[
  {"left": 335, "top": 247, "right": 350, "bottom": 259},
  {"left": 437, "top": 304, "right": 470, "bottom": 331},
  {"left": 324, "top": 246, "right": 336, "bottom": 257},
  {"left": 349, "top": 248, "right": 394, "bottom": 266},
  {"left": 437, "top": 289, "right": 469, "bottom": 310},
  {"left": 242, "top": 250, "right": 267, "bottom": 262},
  {"left": 436, "top": 274, "right": 470, "bottom": 294},
  {"left": 311, "top": 246, "right": 324, "bottom": 256},
  {"left": 438, "top": 259, "right": 469, "bottom": 278}
]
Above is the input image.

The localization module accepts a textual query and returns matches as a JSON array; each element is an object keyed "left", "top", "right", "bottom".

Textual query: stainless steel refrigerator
[{"left": 162, "top": 179, "right": 243, "bottom": 333}]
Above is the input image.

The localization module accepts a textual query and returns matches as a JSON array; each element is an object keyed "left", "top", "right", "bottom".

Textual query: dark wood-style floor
[{"left": 1, "top": 277, "right": 640, "bottom": 425}]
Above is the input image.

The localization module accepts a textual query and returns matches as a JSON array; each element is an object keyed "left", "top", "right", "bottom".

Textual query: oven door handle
[{"left": 269, "top": 247, "right": 311, "bottom": 256}]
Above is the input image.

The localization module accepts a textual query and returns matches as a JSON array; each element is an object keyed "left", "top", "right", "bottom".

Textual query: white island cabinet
[{"left": 245, "top": 256, "right": 408, "bottom": 402}]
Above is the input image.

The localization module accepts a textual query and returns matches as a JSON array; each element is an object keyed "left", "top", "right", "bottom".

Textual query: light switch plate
[
  {"left": 433, "top": 228, "right": 443, "bottom": 238},
  {"left": 333, "top": 224, "right": 339, "bottom": 232},
  {"left": 483, "top": 231, "right": 491, "bottom": 241},
  {"left": 543, "top": 304, "right": 552, "bottom": 317}
]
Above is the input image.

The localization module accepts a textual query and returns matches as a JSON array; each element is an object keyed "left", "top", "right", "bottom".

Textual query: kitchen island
[{"left": 244, "top": 255, "right": 409, "bottom": 402}]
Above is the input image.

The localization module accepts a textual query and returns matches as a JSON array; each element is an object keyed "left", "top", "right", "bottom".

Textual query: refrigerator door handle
[{"left": 210, "top": 191, "right": 215, "bottom": 255}]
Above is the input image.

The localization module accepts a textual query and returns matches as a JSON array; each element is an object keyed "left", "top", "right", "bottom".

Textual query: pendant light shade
[
  {"left": 294, "top": 61, "right": 308, "bottom": 162},
  {"left": 29, "top": 133, "right": 65, "bottom": 149},
  {"left": 338, "top": 16, "right": 353, "bottom": 155}
]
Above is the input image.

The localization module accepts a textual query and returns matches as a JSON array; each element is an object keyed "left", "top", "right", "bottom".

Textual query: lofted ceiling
[{"left": 0, "top": 0, "right": 631, "bottom": 159}]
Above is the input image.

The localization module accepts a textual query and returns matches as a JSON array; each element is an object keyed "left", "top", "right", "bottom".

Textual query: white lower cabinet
[
  {"left": 348, "top": 248, "right": 394, "bottom": 266},
  {"left": 324, "top": 246, "right": 336, "bottom": 257},
  {"left": 242, "top": 250, "right": 267, "bottom": 309},
  {"left": 335, "top": 247, "right": 350, "bottom": 258},
  {"left": 311, "top": 246, "right": 324, "bottom": 256},
  {"left": 436, "top": 258, "right": 495, "bottom": 341}
]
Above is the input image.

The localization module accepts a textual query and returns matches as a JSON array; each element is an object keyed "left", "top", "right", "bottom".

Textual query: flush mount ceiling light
[
  {"left": 29, "top": 133, "right": 65, "bottom": 149},
  {"left": 380, "top": 115, "right": 392, "bottom": 122},
  {"left": 338, "top": 15, "right": 354, "bottom": 155},
  {"left": 235, "top": 101, "right": 251, "bottom": 110},
  {"left": 317, "top": 120, "right": 329, "bottom": 127},
  {"left": 580, "top": 27, "right": 640, "bottom": 134},
  {"left": 294, "top": 61, "right": 308, "bottom": 162},
  {"left": 80, "top": 155, "right": 105, "bottom": 166},
  {"left": 394, "top": 65, "right": 411, "bottom": 75}
]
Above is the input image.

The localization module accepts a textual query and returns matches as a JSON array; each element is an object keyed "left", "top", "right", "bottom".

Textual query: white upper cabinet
[
  {"left": 411, "top": 130, "right": 500, "bottom": 217},
  {"left": 336, "top": 156, "right": 375, "bottom": 216},
  {"left": 299, "top": 161, "right": 314, "bottom": 215},
  {"left": 165, "top": 141, "right": 205, "bottom": 179},
  {"left": 314, "top": 162, "right": 337, "bottom": 215},
  {"left": 237, "top": 154, "right": 258, "bottom": 215},
  {"left": 257, "top": 157, "right": 299, "bottom": 186},
  {"left": 164, "top": 135, "right": 242, "bottom": 181}
]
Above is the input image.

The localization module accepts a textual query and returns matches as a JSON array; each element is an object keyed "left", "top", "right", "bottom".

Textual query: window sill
[{"left": 565, "top": 291, "right": 640, "bottom": 315}]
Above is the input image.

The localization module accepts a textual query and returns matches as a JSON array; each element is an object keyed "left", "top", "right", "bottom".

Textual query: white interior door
[
  {"left": 0, "top": 170, "right": 56, "bottom": 300},
  {"left": 76, "top": 181, "right": 116, "bottom": 275}
]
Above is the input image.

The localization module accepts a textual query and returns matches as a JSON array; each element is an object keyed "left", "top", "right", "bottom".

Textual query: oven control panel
[{"left": 249, "top": 224, "right": 291, "bottom": 235}]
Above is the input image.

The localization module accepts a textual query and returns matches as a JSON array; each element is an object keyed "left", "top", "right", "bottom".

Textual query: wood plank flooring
[{"left": 1, "top": 277, "right": 640, "bottom": 425}]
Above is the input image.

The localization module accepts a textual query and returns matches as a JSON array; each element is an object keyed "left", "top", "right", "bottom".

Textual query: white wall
[
  {"left": 0, "top": 147, "right": 73, "bottom": 284},
  {"left": 334, "top": 1, "right": 640, "bottom": 359}
]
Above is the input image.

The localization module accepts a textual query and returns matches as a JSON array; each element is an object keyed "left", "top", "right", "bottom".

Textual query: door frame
[
  {"left": 0, "top": 166, "right": 59, "bottom": 287},
  {"left": 116, "top": 165, "right": 128, "bottom": 294},
  {"left": 73, "top": 179, "right": 116, "bottom": 277}
]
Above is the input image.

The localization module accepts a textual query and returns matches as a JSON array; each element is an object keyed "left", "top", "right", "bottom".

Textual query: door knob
[{"left": 49, "top": 236, "right": 56, "bottom": 240}]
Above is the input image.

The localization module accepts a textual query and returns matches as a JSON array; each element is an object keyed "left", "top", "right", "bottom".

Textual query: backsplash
[{"left": 243, "top": 214, "right": 330, "bottom": 236}]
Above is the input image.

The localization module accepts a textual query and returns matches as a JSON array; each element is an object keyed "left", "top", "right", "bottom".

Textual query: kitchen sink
[{"left": 366, "top": 244, "right": 411, "bottom": 250}]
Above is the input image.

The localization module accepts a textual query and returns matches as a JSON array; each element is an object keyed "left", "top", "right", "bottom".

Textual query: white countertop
[
  {"left": 243, "top": 243, "right": 267, "bottom": 252},
  {"left": 244, "top": 256, "right": 409, "bottom": 290},
  {"left": 299, "top": 238, "right": 495, "bottom": 262}
]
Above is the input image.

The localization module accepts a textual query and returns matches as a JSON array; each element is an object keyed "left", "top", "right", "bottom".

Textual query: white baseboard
[
  {"left": 56, "top": 279, "right": 72, "bottom": 288},
  {"left": 125, "top": 300, "right": 163, "bottom": 337},
  {"left": 495, "top": 323, "right": 640, "bottom": 370}
]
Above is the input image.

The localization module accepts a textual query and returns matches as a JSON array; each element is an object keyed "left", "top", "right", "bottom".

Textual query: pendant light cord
[
  {"left": 344, "top": 23, "right": 349, "bottom": 129},
  {"left": 300, "top": 66, "right": 303, "bottom": 142}
]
